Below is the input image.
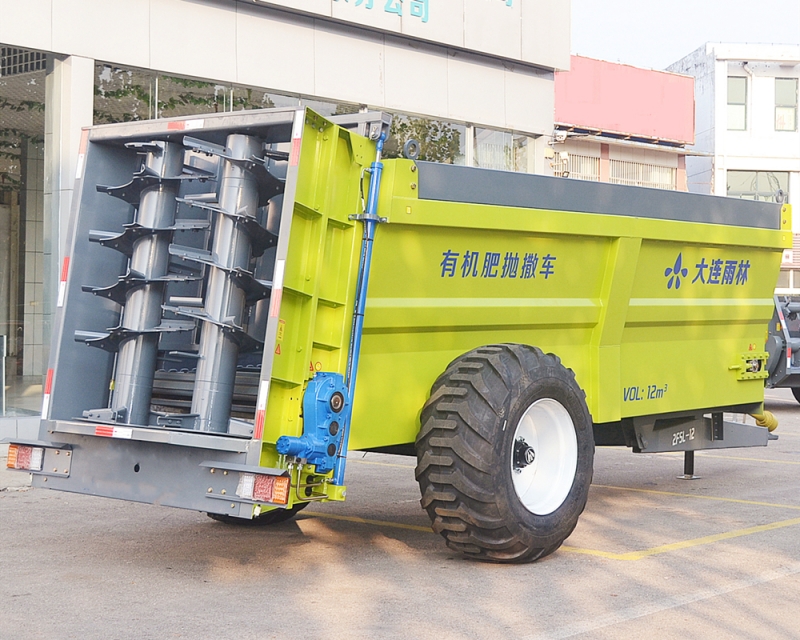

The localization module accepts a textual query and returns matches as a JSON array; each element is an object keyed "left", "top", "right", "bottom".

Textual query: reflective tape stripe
[
  {"left": 289, "top": 110, "right": 303, "bottom": 166},
  {"left": 75, "top": 130, "right": 89, "bottom": 179},
  {"left": 57, "top": 257, "right": 70, "bottom": 308},
  {"left": 289, "top": 138, "right": 301, "bottom": 166},
  {"left": 41, "top": 369, "right": 54, "bottom": 417},
  {"left": 166, "top": 119, "right": 204, "bottom": 131},
  {"left": 253, "top": 380, "right": 270, "bottom": 440},
  {"left": 269, "top": 260, "right": 285, "bottom": 318},
  {"left": 94, "top": 425, "right": 133, "bottom": 439}
]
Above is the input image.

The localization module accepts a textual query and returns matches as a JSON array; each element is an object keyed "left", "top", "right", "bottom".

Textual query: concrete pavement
[{"left": 2, "top": 389, "right": 800, "bottom": 639}]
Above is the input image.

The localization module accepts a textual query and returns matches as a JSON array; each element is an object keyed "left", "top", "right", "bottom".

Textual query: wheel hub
[
  {"left": 513, "top": 437, "right": 536, "bottom": 473},
  {"left": 510, "top": 397, "right": 579, "bottom": 515}
]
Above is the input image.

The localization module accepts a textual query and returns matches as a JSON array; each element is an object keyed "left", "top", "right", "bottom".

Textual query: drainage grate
[{"left": 0, "top": 47, "right": 47, "bottom": 77}]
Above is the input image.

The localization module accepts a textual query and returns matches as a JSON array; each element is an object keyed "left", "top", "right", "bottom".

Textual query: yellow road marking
[
  {"left": 695, "top": 452, "right": 800, "bottom": 465},
  {"left": 301, "top": 511, "right": 433, "bottom": 533},
  {"left": 562, "top": 517, "right": 800, "bottom": 561},
  {"left": 329, "top": 459, "right": 800, "bottom": 560},
  {"left": 348, "top": 448, "right": 800, "bottom": 473},
  {"left": 348, "top": 457, "right": 800, "bottom": 507},
  {"left": 764, "top": 395, "right": 799, "bottom": 401},
  {"left": 349, "top": 458, "right": 416, "bottom": 469},
  {"left": 592, "top": 484, "right": 800, "bottom": 511},
  {"left": 303, "top": 510, "right": 800, "bottom": 562}
]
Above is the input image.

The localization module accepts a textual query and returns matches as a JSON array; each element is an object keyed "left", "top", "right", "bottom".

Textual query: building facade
[
  {"left": 552, "top": 55, "right": 695, "bottom": 191},
  {"left": 0, "top": 0, "right": 570, "bottom": 420},
  {"left": 668, "top": 43, "right": 800, "bottom": 291}
]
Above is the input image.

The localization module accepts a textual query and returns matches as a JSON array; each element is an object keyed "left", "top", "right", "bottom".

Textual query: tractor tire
[
  {"left": 415, "top": 344, "right": 594, "bottom": 563},
  {"left": 207, "top": 502, "right": 308, "bottom": 526},
  {"left": 791, "top": 387, "right": 800, "bottom": 405}
]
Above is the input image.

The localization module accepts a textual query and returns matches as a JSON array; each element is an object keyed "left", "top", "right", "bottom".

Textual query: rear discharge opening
[{"left": 72, "top": 129, "right": 288, "bottom": 436}]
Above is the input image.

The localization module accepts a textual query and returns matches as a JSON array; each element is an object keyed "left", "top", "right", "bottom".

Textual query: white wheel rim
[{"left": 510, "top": 398, "right": 578, "bottom": 515}]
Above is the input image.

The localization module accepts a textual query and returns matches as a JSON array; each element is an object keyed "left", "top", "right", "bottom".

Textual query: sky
[{"left": 571, "top": 0, "right": 800, "bottom": 70}]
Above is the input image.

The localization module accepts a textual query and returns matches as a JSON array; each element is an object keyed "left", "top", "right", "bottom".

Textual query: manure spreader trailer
[{"left": 6, "top": 108, "right": 789, "bottom": 562}]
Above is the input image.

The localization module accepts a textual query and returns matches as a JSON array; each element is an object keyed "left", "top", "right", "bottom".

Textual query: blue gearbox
[{"left": 275, "top": 372, "right": 350, "bottom": 474}]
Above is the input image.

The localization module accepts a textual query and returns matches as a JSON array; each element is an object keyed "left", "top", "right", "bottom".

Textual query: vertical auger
[
  {"left": 189, "top": 134, "right": 263, "bottom": 433},
  {"left": 111, "top": 141, "right": 185, "bottom": 425},
  {"left": 79, "top": 140, "right": 201, "bottom": 425}
]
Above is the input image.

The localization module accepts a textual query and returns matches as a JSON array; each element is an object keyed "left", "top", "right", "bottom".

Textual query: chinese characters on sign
[
  {"left": 664, "top": 253, "right": 750, "bottom": 290},
  {"left": 333, "top": 0, "right": 513, "bottom": 24},
  {"left": 441, "top": 250, "right": 557, "bottom": 280},
  {"left": 691, "top": 257, "right": 750, "bottom": 286},
  {"left": 334, "top": 0, "right": 430, "bottom": 22}
]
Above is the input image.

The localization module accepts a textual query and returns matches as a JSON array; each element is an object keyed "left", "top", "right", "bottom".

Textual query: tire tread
[{"left": 415, "top": 343, "right": 593, "bottom": 563}]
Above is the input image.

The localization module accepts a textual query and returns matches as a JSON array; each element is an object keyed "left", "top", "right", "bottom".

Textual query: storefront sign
[{"left": 251, "top": 0, "right": 566, "bottom": 66}]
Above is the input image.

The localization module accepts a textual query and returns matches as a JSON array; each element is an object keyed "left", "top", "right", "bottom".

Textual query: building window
[
  {"left": 1, "top": 47, "right": 46, "bottom": 77},
  {"left": 0, "top": 44, "right": 46, "bottom": 414},
  {"left": 727, "top": 170, "right": 789, "bottom": 202},
  {"left": 561, "top": 154, "right": 600, "bottom": 181},
  {"left": 727, "top": 76, "right": 747, "bottom": 131},
  {"left": 94, "top": 63, "right": 359, "bottom": 125},
  {"left": 510, "top": 134, "right": 533, "bottom": 173},
  {"left": 609, "top": 160, "right": 676, "bottom": 190},
  {"left": 775, "top": 78, "right": 798, "bottom": 132},
  {"left": 474, "top": 128, "right": 512, "bottom": 171},
  {"left": 473, "top": 128, "right": 531, "bottom": 172}
]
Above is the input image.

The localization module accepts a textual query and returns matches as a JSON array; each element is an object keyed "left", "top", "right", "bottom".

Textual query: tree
[{"left": 385, "top": 115, "right": 463, "bottom": 164}]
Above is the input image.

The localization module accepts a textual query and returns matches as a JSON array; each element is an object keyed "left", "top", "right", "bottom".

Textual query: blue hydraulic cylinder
[{"left": 334, "top": 133, "right": 387, "bottom": 486}]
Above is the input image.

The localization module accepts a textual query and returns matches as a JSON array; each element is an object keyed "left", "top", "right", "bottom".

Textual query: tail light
[
  {"left": 236, "top": 473, "right": 290, "bottom": 505},
  {"left": 7, "top": 444, "right": 44, "bottom": 471}
]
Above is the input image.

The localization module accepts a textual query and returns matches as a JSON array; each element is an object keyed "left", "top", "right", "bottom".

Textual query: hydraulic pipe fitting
[{"left": 750, "top": 410, "right": 778, "bottom": 432}]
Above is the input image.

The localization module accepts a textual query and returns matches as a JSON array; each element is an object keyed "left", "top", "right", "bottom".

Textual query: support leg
[{"left": 677, "top": 450, "right": 700, "bottom": 480}]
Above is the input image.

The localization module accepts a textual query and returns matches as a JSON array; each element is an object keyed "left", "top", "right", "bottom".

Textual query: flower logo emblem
[{"left": 665, "top": 253, "right": 688, "bottom": 290}]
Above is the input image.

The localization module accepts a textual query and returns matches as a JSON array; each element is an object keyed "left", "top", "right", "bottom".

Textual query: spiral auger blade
[
  {"left": 177, "top": 133, "right": 268, "bottom": 433},
  {"left": 75, "top": 129, "right": 284, "bottom": 433},
  {"left": 77, "top": 140, "right": 198, "bottom": 425}
]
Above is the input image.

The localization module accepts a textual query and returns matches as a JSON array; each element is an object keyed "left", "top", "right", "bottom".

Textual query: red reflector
[
  {"left": 252, "top": 474, "right": 276, "bottom": 502},
  {"left": 238, "top": 473, "right": 290, "bottom": 504},
  {"left": 16, "top": 445, "right": 31, "bottom": 469}
]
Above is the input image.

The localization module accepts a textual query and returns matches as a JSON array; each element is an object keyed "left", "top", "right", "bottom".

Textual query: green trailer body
[
  {"left": 268, "top": 110, "right": 788, "bottom": 450},
  {"left": 6, "top": 108, "right": 791, "bottom": 562}
]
